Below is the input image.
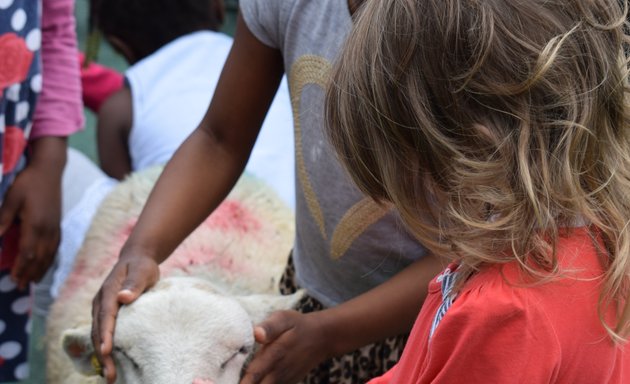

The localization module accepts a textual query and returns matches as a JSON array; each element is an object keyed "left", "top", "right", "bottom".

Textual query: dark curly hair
[{"left": 90, "top": 0, "right": 225, "bottom": 61}]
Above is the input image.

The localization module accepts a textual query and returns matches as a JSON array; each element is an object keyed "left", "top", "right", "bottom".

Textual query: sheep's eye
[
  {"left": 114, "top": 347, "right": 141, "bottom": 372},
  {"left": 220, "top": 345, "right": 251, "bottom": 370},
  {"left": 238, "top": 345, "right": 251, "bottom": 355}
]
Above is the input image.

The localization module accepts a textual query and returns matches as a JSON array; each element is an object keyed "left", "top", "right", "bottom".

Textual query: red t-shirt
[{"left": 370, "top": 227, "right": 629, "bottom": 383}]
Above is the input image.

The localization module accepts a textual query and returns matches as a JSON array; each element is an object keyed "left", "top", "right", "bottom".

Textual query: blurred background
[{"left": 69, "top": 0, "right": 240, "bottom": 162}]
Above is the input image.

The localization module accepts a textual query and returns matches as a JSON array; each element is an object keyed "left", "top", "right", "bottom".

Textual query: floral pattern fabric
[{"left": 0, "top": 0, "right": 42, "bottom": 381}]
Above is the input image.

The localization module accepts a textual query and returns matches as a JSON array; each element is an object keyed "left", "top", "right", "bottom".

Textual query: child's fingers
[
  {"left": 240, "top": 352, "right": 277, "bottom": 384},
  {"left": 29, "top": 234, "right": 57, "bottom": 283},
  {"left": 11, "top": 218, "right": 38, "bottom": 284},
  {"left": 91, "top": 258, "right": 158, "bottom": 383},
  {"left": 245, "top": 314, "right": 300, "bottom": 382},
  {"left": 0, "top": 192, "right": 20, "bottom": 235},
  {"left": 11, "top": 260, "right": 32, "bottom": 291},
  {"left": 91, "top": 278, "right": 122, "bottom": 383},
  {"left": 241, "top": 336, "right": 295, "bottom": 384},
  {"left": 254, "top": 311, "right": 296, "bottom": 344},
  {"left": 12, "top": 211, "right": 59, "bottom": 284},
  {"left": 10, "top": 250, "right": 33, "bottom": 290}
]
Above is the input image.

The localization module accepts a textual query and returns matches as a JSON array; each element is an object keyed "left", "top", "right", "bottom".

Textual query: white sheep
[{"left": 46, "top": 166, "right": 297, "bottom": 384}]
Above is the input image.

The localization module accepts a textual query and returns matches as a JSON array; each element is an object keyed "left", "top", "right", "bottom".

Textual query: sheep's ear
[
  {"left": 236, "top": 290, "right": 305, "bottom": 324},
  {"left": 61, "top": 326, "right": 101, "bottom": 377}
]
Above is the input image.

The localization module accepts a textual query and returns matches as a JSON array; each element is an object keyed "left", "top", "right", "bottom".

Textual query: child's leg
[
  {"left": 278, "top": 255, "right": 408, "bottom": 384},
  {"left": 0, "top": 270, "right": 31, "bottom": 382}
]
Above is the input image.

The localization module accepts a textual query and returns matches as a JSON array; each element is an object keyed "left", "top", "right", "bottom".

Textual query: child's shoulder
[
  {"left": 464, "top": 227, "right": 601, "bottom": 301},
  {"left": 448, "top": 264, "right": 551, "bottom": 327},
  {"left": 424, "top": 227, "right": 623, "bottom": 381},
  {"left": 419, "top": 228, "right": 620, "bottom": 383},
  {"left": 425, "top": 263, "right": 563, "bottom": 380},
  {"left": 443, "top": 226, "right": 606, "bottom": 340}
]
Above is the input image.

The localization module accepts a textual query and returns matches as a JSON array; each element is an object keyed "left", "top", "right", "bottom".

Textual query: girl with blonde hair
[{"left": 327, "top": 0, "right": 630, "bottom": 382}]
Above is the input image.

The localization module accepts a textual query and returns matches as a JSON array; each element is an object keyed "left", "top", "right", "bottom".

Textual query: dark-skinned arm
[
  {"left": 0, "top": 137, "right": 67, "bottom": 289},
  {"left": 91, "top": 13, "right": 285, "bottom": 383},
  {"left": 96, "top": 87, "right": 133, "bottom": 180},
  {"left": 241, "top": 255, "right": 444, "bottom": 384}
]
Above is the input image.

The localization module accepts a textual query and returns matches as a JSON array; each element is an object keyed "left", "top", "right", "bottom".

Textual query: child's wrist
[
  {"left": 309, "top": 310, "right": 346, "bottom": 359},
  {"left": 28, "top": 136, "right": 68, "bottom": 176},
  {"left": 118, "top": 241, "right": 163, "bottom": 265}
]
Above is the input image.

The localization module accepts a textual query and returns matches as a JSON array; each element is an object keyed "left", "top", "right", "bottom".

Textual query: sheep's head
[{"left": 61, "top": 277, "right": 303, "bottom": 384}]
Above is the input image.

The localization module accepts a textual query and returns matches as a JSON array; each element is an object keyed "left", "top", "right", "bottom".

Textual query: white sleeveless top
[{"left": 126, "top": 31, "right": 295, "bottom": 208}]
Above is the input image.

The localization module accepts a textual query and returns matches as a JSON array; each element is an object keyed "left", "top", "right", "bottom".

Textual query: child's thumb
[
  {"left": 116, "top": 262, "right": 159, "bottom": 305},
  {"left": 253, "top": 311, "right": 294, "bottom": 344},
  {"left": 253, "top": 325, "right": 268, "bottom": 343}
]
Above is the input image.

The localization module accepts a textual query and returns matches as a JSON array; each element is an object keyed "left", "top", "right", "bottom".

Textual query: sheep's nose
[{"left": 192, "top": 379, "right": 214, "bottom": 384}]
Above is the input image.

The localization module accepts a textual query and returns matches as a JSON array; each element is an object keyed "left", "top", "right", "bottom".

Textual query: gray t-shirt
[{"left": 241, "top": 0, "right": 428, "bottom": 307}]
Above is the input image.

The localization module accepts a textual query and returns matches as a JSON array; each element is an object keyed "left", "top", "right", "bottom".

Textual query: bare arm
[
  {"left": 318, "top": 255, "right": 443, "bottom": 355},
  {"left": 97, "top": 87, "right": 133, "bottom": 180},
  {"left": 92, "top": 14, "right": 285, "bottom": 383},
  {"left": 122, "top": 16, "right": 285, "bottom": 264},
  {"left": 0, "top": 0, "right": 80, "bottom": 287},
  {"left": 0, "top": 137, "right": 67, "bottom": 288},
  {"left": 242, "top": 254, "right": 444, "bottom": 383}
]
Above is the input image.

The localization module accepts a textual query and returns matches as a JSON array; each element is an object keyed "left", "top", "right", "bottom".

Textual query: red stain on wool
[
  {"left": 60, "top": 222, "right": 134, "bottom": 300},
  {"left": 161, "top": 248, "right": 216, "bottom": 274},
  {"left": 121, "top": 218, "right": 137, "bottom": 237},
  {"left": 204, "top": 200, "right": 261, "bottom": 233}
]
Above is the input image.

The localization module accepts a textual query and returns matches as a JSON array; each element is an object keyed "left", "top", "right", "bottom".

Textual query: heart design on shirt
[{"left": 289, "top": 55, "right": 389, "bottom": 260}]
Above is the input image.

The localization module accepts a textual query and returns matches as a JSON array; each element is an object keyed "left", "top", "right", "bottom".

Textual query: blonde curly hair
[{"left": 326, "top": 0, "right": 630, "bottom": 341}]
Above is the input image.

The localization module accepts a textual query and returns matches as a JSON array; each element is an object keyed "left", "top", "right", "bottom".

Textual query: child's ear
[
  {"left": 236, "top": 290, "right": 305, "bottom": 325},
  {"left": 61, "top": 326, "right": 101, "bottom": 377}
]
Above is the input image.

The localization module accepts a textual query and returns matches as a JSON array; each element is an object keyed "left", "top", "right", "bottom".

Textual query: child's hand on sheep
[
  {"left": 91, "top": 250, "right": 160, "bottom": 383},
  {"left": 241, "top": 310, "right": 330, "bottom": 384}
]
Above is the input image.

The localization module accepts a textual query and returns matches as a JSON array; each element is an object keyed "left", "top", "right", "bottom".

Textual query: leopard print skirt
[{"left": 279, "top": 255, "right": 407, "bottom": 384}]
